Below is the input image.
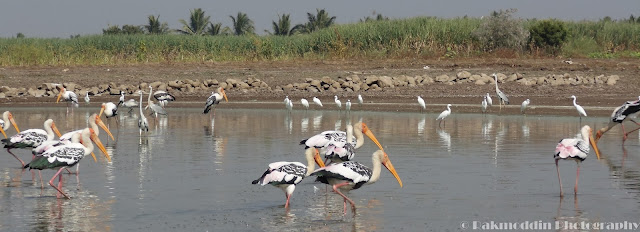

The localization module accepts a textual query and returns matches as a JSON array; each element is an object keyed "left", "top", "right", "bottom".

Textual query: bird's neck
[
  {"left": 81, "top": 133, "right": 93, "bottom": 155},
  {"left": 354, "top": 128, "right": 365, "bottom": 149},
  {"left": 572, "top": 98, "right": 577, "bottom": 105},
  {"left": 44, "top": 124, "right": 55, "bottom": 140},
  {"left": 599, "top": 121, "right": 617, "bottom": 135},
  {"left": 304, "top": 148, "right": 317, "bottom": 176},
  {"left": 369, "top": 153, "right": 383, "bottom": 184}
]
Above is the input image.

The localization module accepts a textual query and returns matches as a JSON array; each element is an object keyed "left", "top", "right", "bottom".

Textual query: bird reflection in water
[
  {"left": 417, "top": 115, "right": 426, "bottom": 135},
  {"left": 284, "top": 113, "right": 292, "bottom": 134},
  {"left": 555, "top": 197, "right": 590, "bottom": 232},
  {"left": 437, "top": 129, "right": 451, "bottom": 153},
  {"left": 313, "top": 114, "right": 323, "bottom": 130},
  {"left": 334, "top": 119, "right": 342, "bottom": 131},
  {"left": 31, "top": 194, "right": 115, "bottom": 231},
  {"left": 301, "top": 116, "right": 309, "bottom": 133}
]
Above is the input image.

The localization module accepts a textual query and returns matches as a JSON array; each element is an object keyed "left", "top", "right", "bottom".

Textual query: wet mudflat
[{"left": 0, "top": 107, "right": 639, "bottom": 231}]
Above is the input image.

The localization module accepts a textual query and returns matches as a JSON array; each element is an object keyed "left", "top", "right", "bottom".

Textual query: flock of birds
[{"left": 2, "top": 76, "right": 640, "bottom": 215}]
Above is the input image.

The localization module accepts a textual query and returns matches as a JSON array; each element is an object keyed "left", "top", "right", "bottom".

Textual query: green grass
[{"left": 0, "top": 17, "right": 638, "bottom": 66}]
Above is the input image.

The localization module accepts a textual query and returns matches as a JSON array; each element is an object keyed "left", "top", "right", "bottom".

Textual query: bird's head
[
  {"left": 93, "top": 114, "right": 114, "bottom": 141},
  {"left": 88, "top": 128, "right": 111, "bottom": 162},
  {"left": 585, "top": 126, "right": 601, "bottom": 160},
  {"left": 56, "top": 87, "right": 66, "bottom": 103},
  {"left": 357, "top": 122, "right": 383, "bottom": 150},
  {"left": 376, "top": 150, "right": 403, "bottom": 188},
  {"left": 98, "top": 103, "right": 106, "bottom": 117},
  {"left": 219, "top": 87, "right": 228, "bottom": 102},
  {"left": 4, "top": 111, "right": 20, "bottom": 133}
]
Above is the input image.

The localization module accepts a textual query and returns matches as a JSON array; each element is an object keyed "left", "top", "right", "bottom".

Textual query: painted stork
[
  {"left": 492, "top": 74, "right": 509, "bottom": 109},
  {"left": 153, "top": 90, "right": 176, "bottom": 107},
  {"left": 485, "top": 93, "right": 493, "bottom": 106},
  {"left": 1, "top": 119, "right": 62, "bottom": 167},
  {"left": 323, "top": 124, "right": 356, "bottom": 164},
  {"left": 203, "top": 87, "right": 228, "bottom": 114},
  {"left": 345, "top": 100, "right": 352, "bottom": 113},
  {"left": 99, "top": 102, "right": 118, "bottom": 128},
  {"left": 554, "top": 125, "right": 600, "bottom": 197},
  {"left": 417, "top": 96, "right": 426, "bottom": 113},
  {"left": 595, "top": 98, "right": 640, "bottom": 142},
  {"left": 334, "top": 96, "right": 342, "bottom": 111},
  {"left": 300, "top": 122, "right": 383, "bottom": 156},
  {"left": 0, "top": 111, "right": 20, "bottom": 139},
  {"left": 436, "top": 104, "right": 452, "bottom": 128},
  {"left": 138, "top": 91, "right": 149, "bottom": 134},
  {"left": 481, "top": 97, "right": 488, "bottom": 114},
  {"left": 357, "top": 94, "right": 363, "bottom": 106},
  {"left": 310, "top": 149, "right": 403, "bottom": 214},
  {"left": 84, "top": 92, "right": 90, "bottom": 105},
  {"left": 521, "top": 99, "right": 530, "bottom": 115},
  {"left": 300, "top": 98, "right": 310, "bottom": 110},
  {"left": 147, "top": 86, "right": 168, "bottom": 118},
  {"left": 60, "top": 113, "right": 114, "bottom": 143},
  {"left": 313, "top": 97, "right": 323, "bottom": 107},
  {"left": 570, "top": 95, "right": 587, "bottom": 120},
  {"left": 251, "top": 148, "right": 325, "bottom": 208},
  {"left": 56, "top": 86, "right": 79, "bottom": 106},
  {"left": 24, "top": 127, "right": 110, "bottom": 199}
]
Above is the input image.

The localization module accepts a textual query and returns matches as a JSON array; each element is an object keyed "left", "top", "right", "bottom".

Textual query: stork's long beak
[
  {"left": 95, "top": 116, "right": 115, "bottom": 141},
  {"left": 361, "top": 123, "right": 383, "bottom": 150},
  {"left": 381, "top": 151, "right": 403, "bottom": 188},
  {"left": 56, "top": 90, "right": 63, "bottom": 103},
  {"left": 0, "top": 127, "right": 6, "bottom": 138},
  {"left": 595, "top": 130, "right": 603, "bottom": 143},
  {"left": 51, "top": 122, "right": 62, "bottom": 138},
  {"left": 589, "top": 129, "right": 601, "bottom": 160},
  {"left": 221, "top": 88, "right": 228, "bottom": 102},
  {"left": 98, "top": 105, "right": 105, "bottom": 117},
  {"left": 314, "top": 148, "right": 325, "bottom": 167},
  {"left": 90, "top": 129, "right": 111, "bottom": 162},
  {"left": 79, "top": 137, "right": 97, "bottom": 162},
  {"left": 9, "top": 113, "right": 19, "bottom": 133}
]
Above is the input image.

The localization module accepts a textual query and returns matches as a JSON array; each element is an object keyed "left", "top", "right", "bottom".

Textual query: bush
[
  {"left": 473, "top": 9, "right": 529, "bottom": 52},
  {"left": 529, "top": 19, "right": 568, "bottom": 52}
]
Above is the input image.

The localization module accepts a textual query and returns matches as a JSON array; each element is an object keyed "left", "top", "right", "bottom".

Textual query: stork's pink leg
[
  {"left": 574, "top": 162, "right": 580, "bottom": 195},
  {"left": 49, "top": 168, "right": 70, "bottom": 199},
  {"left": 7, "top": 149, "right": 25, "bottom": 167},
  {"left": 38, "top": 170, "right": 43, "bottom": 189},
  {"left": 556, "top": 159, "right": 563, "bottom": 197},
  {"left": 332, "top": 182, "right": 356, "bottom": 215},
  {"left": 284, "top": 194, "right": 291, "bottom": 208}
]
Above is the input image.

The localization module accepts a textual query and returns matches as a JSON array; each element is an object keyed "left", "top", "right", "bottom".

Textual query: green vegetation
[
  {"left": 1, "top": 10, "right": 639, "bottom": 66},
  {"left": 529, "top": 19, "right": 568, "bottom": 53}
]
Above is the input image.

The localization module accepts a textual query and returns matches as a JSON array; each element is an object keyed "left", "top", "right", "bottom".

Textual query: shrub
[
  {"left": 473, "top": 9, "right": 529, "bottom": 52},
  {"left": 529, "top": 19, "right": 568, "bottom": 52}
]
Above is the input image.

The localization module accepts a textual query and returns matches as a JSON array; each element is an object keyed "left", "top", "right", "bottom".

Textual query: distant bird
[
  {"left": 595, "top": 98, "right": 640, "bottom": 143},
  {"left": 436, "top": 104, "right": 452, "bottom": 128},
  {"left": 345, "top": 100, "right": 352, "bottom": 113},
  {"left": 570, "top": 95, "right": 587, "bottom": 120},
  {"left": 0, "top": 111, "right": 20, "bottom": 139},
  {"left": 357, "top": 94, "right": 364, "bottom": 106},
  {"left": 334, "top": 96, "right": 342, "bottom": 111},
  {"left": 485, "top": 93, "right": 493, "bottom": 106},
  {"left": 138, "top": 91, "right": 149, "bottom": 134},
  {"left": 118, "top": 91, "right": 125, "bottom": 106},
  {"left": 84, "top": 92, "right": 90, "bottom": 105},
  {"left": 310, "top": 150, "right": 403, "bottom": 215},
  {"left": 56, "top": 86, "right": 79, "bottom": 112},
  {"left": 492, "top": 74, "right": 509, "bottom": 109},
  {"left": 203, "top": 87, "right": 228, "bottom": 115},
  {"left": 313, "top": 97, "right": 323, "bottom": 108},
  {"left": 147, "top": 86, "right": 168, "bottom": 118},
  {"left": 153, "top": 90, "right": 176, "bottom": 107},
  {"left": 99, "top": 102, "right": 118, "bottom": 128},
  {"left": 481, "top": 97, "right": 488, "bottom": 114},
  {"left": 121, "top": 99, "right": 139, "bottom": 113},
  {"left": 554, "top": 125, "right": 600, "bottom": 197},
  {"left": 300, "top": 98, "right": 310, "bottom": 110},
  {"left": 285, "top": 98, "right": 293, "bottom": 113},
  {"left": 252, "top": 148, "right": 324, "bottom": 208},
  {"left": 284, "top": 96, "right": 290, "bottom": 105},
  {"left": 2, "top": 119, "right": 62, "bottom": 167},
  {"left": 417, "top": 96, "right": 426, "bottom": 113},
  {"left": 521, "top": 99, "right": 530, "bottom": 115}
]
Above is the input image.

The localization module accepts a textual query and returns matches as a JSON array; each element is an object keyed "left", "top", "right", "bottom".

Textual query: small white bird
[
  {"left": 138, "top": 91, "right": 149, "bottom": 134},
  {"left": 118, "top": 91, "right": 125, "bottom": 106},
  {"left": 485, "top": 93, "right": 493, "bottom": 106},
  {"left": 313, "top": 97, "right": 323, "bottom": 107},
  {"left": 300, "top": 98, "right": 310, "bottom": 110},
  {"left": 285, "top": 98, "right": 293, "bottom": 112},
  {"left": 84, "top": 92, "right": 90, "bottom": 105},
  {"left": 334, "top": 96, "right": 342, "bottom": 111},
  {"left": 284, "top": 96, "right": 290, "bottom": 105},
  {"left": 417, "top": 96, "right": 426, "bottom": 113},
  {"left": 521, "top": 99, "right": 530, "bottom": 115},
  {"left": 345, "top": 100, "right": 351, "bottom": 113},
  {"left": 357, "top": 94, "right": 363, "bottom": 106},
  {"left": 571, "top": 95, "right": 587, "bottom": 120},
  {"left": 436, "top": 104, "right": 452, "bottom": 128},
  {"left": 482, "top": 96, "right": 488, "bottom": 114}
]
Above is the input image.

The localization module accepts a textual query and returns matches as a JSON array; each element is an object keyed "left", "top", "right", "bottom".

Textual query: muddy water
[{"left": 0, "top": 107, "right": 639, "bottom": 231}]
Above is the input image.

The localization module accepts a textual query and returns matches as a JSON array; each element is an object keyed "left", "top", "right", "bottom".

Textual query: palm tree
[
  {"left": 268, "top": 14, "right": 298, "bottom": 36},
  {"left": 178, "top": 8, "right": 211, "bottom": 35},
  {"left": 207, "top": 22, "right": 222, "bottom": 35},
  {"left": 146, "top": 15, "right": 170, "bottom": 34},
  {"left": 229, "top": 12, "right": 255, "bottom": 35},
  {"left": 294, "top": 9, "right": 336, "bottom": 33}
]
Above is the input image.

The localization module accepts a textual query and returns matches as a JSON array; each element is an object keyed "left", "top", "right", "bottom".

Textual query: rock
[
  {"left": 377, "top": 76, "right": 394, "bottom": 88},
  {"left": 34, "top": 89, "right": 46, "bottom": 97},
  {"left": 364, "top": 76, "right": 379, "bottom": 85},
  {"left": 167, "top": 80, "right": 181, "bottom": 88},
  {"left": 283, "top": 84, "right": 294, "bottom": 91},
  {"left": 238, "top": 82, "right": 250, "bottom": 89},
  {"left": 536, "top": 77, "right": 547, "bottom": 85},
  {"left": 63, "top": 83, "right": 77, "bottom": 91},
  {"left": 457, "top": 71, "right": 472, "bottom": 79},
  {"left": 219, "top": 82, "right": 228, "bottom": 89},
  {"left": 310, "top": 80, "right": 321, "bottom": 88},
  {"left": 0, "top": 86, "right": 12, "bottom": 93},
  {"left": 331, "top": 81, "right": 341, "bottom": 89},
  {"left": 495, "top": 73, "right": 507, "bottom": 82},
  {"left": 475, "top": 80, "right": 486, "bottom": 85},
  {"left": 321, "top": 76, "right": 332, "bottom": 84},
  {"left": 506, "top": 74, "right": 518, "bottom": 82},
  {"left": 150, "top": 81, "right": 163, "bottom": 89},
  {"left": 0, "top": 93, "right": 5, "bottom": 98},
  {"left": 435, "top": 75, "right": 452, "bottom": 83},
  {"left": 421, "top": 76, "right": 434, "bottom": 84},
  {"left": 607, "top": 75, "right": 619, "bottom": 85}
]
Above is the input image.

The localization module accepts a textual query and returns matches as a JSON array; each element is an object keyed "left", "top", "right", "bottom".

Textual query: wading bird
[
  {"left": 138, "top": 91, "right": 149, "bottom": 135},
  {"left": 570, "top": 95, "right": 587, "bottom": 121},
  {"left": 252, "top": 148, "right": 325, "bottom": 208},
  {"left": 147, "top": 86, "right": 168, "bottom": 118},
  {"left": 285, "top": 98, "right": 293, "bottom": 113},
  {"left": 153, "top": 89, "right": 176, "bottom": 107},
  {"left": 313, "top": 97, "right": 323, "bottom": 108},
  {"left": 554, "top": 125, "right": 600, "bottom": 197},
  {"left": 1, "top": 119, "right": 62, "bottom": 167},
  {"left": 323, "top": 124, "right": 357, "bottom": 164},
  {"left": 56, "top": 86, "right": 79, "bottom": 114},
  {"left": 300, "top": 98, "right": 309, "bottom": 110},
  {"left": 59, "top": 113, "right": 114, "bottom": 142},
  {"left": 486, "top": 93, "right": 493, "bottom": 106},
  {"left": 121, "top": 98, "right": 139, "bottom": 113},
  {"left": 24, "top": 128, "right": 110, "bottom": 199},
  {"left": 358, "top": 94, "right": 363, "bottom": 106},
  {"left": 0, "top": 111, "right": 20, "bottom": 139},
  {"left": 99, "top": 102, "right": 118, "bottom": 128},
  {"left": 203, "top": 87, "right": 228, "bottom": 115},
  {"left": 118, "top": 91, "right": 125, "bottom": 106},
  {"left": 334, "top": 96, "right": 342, "bottom": 111},
  {"left": 521, "top": 99, "right": 530, "bottom": 115},
  {"left": 481, "top": 97, "right": 488, "bottom": 114},
  {"left": 345, "top": 100, "right": 351, "bottom": 113},
  {"left": 436, "top": 104, "right": 452, "bottom": 128},
  {"left": 417, "top": 96, "right": 426, "bottom": 113},
  {"left": 492, "top": 74, "right": 509, "bottom": 109},
  {"left": 301, "top": 122, "right": 383, "bottom": 158},
  {"left": 310, "top": 149, "right": 403, "bottom": 215},
  {"left": 84, "top": 92, "right": 90, "bottom": 105},
  {"left": 595, "top": 98, "right": 640, "bottom": 143}
]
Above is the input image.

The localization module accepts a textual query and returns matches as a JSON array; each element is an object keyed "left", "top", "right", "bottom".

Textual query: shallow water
[{"left": 1, "top": 107, "right": 639, "bottom": 231}]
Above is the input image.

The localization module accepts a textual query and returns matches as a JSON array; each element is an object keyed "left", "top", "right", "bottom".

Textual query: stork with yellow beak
[
  {"left": 0, "top": 111, "right": 20, "bottom": 138},
  {"left": 204, "top": 87, "right": 228, "bottom": 115},
  {"left": 1, "top": 119, "right": 62, "bottom": 167}
]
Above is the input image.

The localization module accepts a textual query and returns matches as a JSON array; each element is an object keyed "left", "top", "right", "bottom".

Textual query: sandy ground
[{"left": 1, "top": 58, "right": 639, "bottom": 116}]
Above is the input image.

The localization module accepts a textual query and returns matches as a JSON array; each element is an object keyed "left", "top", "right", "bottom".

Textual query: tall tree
[
  {"left": 146, "top": 15, "right": 170, "bottom": 34},
  {"left": 268, "top": 14, "right": 299, "bottom": 36},
  {"left": 229, "top": 12, "right": 255, "bottom": 35},
  {"left": 207, "top": 22, "right": 223, "bottom": 35},
  {"left": 294, "top": 9, "right": 336, "bottom": 33},
  {"left": 178, "top": 8, "right": 211, "bottom": 35}
]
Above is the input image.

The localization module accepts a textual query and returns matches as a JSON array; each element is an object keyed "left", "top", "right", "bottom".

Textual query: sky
[{"left": 1, "top": 0, "right": 638, "bottom": 38}]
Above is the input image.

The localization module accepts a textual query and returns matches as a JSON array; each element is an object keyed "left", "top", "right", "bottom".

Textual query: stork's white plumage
[
  {"left": 118, "top": 92, "right": 125, "bottom": 106},
  {"left": 311, "top": 150, "right": 403, "bottom": 215},
  {"left": 203, "top": 87, "right": 228, "bottom": 114},
  {"left": 357, "top": 94, "right": 363, "bottom": 106},
  {"left": 99, "top": 102, "right": 118, "bottom": 118},
  {"left": 1, "top": 119, "right": 62, "bottom": 167},
  {"left": 323, "top": 124, "right": 356, "bottom": 163},
  {"left": 252, "top": 148, "right": 325, "bottom": 208},
  {"left": 153, "top": 90, "right": 176, "bottom": 107},
  {"left": 554, "top": 125, "right": 600, "bottom": 197},
  {"left": 300, "top": 122, "right": 383, "bottom": 155},
  {"left": 60, "top": 113, "right": 114, "bottom": 142},
  {"left": 485, "top": 93, "right": 493, "bottom": 106},
  {"left": 521, "top": 99, "right": 530, "bottom": 115},
  {"left": 570, "top": 95, "right": 587, "bottom": 120},
  {"left": 300, "top": 98, "right": 309, "bottom": 110},
  {"left": 56, "top": 86, "right": 79, "bottom": 110},
  {"left": 595, "top": 98, "right": 640, "bottom": 142},
  {"left": 436, "top": 104, "right": 452, "bottom": 128},
  {"left": 417, "top": 96, "right": 426, "bottom": 113},
  {"left": 0, "top": 111, "right": 20, "bottom": 139},
  {"left": 313, "top": 97, "right": 323, "bottom": 107},
  {"left": 334, "top": 96, "right": 342, "bottom": 111},
  {"left": 121, "top": 99, "right": 139, "bottom": 113}
]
